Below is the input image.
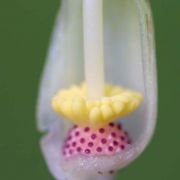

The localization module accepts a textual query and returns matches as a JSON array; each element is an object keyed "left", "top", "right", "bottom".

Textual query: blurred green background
[{"left": 0, "top": 0, "right": 179, "bottom": 179}]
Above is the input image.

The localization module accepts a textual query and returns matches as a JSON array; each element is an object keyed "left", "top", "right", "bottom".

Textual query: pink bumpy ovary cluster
[{"left": 63, "top": 122, "right": 131, "bottom": 158}]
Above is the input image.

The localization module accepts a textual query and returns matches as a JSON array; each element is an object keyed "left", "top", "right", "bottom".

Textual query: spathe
[{"left": 37, "top": 0, "right": 157, "bottom": 179}]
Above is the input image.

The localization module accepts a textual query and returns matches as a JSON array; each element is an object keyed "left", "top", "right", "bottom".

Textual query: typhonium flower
[{"left": 37, "top": 0, "right": 157, "bottom": 180}]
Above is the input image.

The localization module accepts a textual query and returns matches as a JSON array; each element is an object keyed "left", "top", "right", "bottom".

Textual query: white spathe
[{"left": 37, "top": 0, "right": 157, "bottom": 179}]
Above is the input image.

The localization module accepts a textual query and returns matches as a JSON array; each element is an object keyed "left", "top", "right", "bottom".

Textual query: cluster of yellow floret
[{"left": 52, "top": 83, "right": 143, "bottom": 129}]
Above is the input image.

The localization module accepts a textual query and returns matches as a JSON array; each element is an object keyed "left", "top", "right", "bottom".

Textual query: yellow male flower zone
[{"left": 52, "top": 83, "right": 143, "bottom": 129}]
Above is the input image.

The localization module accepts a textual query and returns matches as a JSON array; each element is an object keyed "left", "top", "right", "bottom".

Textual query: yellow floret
[
  {"left": 52, "top": 83, "right": 143, "bottom": 128},
  {"left": 89, "top": 107, "right": 103, "bottom": 127}
]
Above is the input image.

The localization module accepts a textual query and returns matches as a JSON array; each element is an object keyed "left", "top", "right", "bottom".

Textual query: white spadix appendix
[{"left": 37, "top": 0, "right": 157, "bottom": 180}]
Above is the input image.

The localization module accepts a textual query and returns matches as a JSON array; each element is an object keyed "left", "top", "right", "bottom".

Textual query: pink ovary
[{"left": 63, "top": 123, "right": 131, "bottom": 158}]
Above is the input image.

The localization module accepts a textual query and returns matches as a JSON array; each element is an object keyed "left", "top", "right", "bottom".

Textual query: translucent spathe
[{"left": 37, "top": 0, "right": 157, "bottom": 179}]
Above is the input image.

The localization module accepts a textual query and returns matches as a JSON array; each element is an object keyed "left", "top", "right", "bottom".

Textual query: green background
[{"left": 0, "top": 0, "right": 179, "bottom": 179}]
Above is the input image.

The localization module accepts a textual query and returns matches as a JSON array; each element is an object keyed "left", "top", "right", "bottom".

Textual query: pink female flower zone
[
  {"left": 63, "top": 123, "right": 131, "bottom": 158},
  {"left": 37, "top": 0, "right": 157, "bottom": 179}
]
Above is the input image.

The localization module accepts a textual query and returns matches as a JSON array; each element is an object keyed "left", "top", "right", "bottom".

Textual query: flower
[{"left": 37, "top": 0, "right": 157, "bottom": 179}]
